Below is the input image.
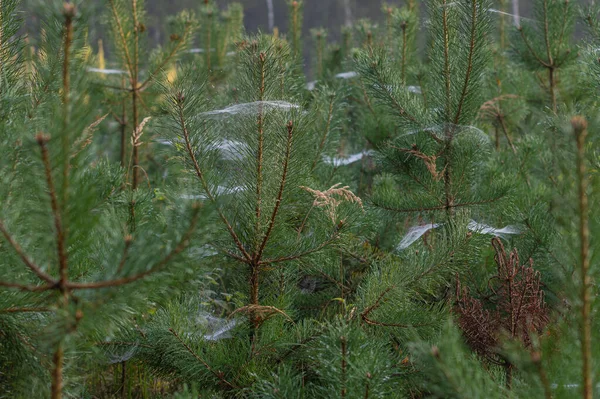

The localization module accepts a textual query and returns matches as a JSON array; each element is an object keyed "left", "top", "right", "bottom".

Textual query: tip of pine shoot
[
  {"left": 35, "top": 132, "right": 50, "bottom": 144},
  {"left": 63, "top": 3, "right": 76, "bottom": 18},
  {"left": 571, "top": 116, "right": 588, "bottom": 140}
]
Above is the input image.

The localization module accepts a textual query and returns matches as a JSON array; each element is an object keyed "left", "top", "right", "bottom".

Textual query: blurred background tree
[{"left": 21, "top": 0, "right": 534, "bottom": 78}]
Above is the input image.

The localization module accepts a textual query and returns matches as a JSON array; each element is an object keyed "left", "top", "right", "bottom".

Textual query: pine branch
[
  {"left": 0, "top": 281, "right": 53, "bottom": 292},
  {"left": 37, "top": 133, "right": 68, "bottom": 290},
  {"left": 374, "top": 195, "right": 506, "bottom": 214},
  {"left": 360, "top": 286, "right": 428, "bottom": 328},
  {"left": 0, "top": 220, "right": 56, "bottom": 284},
  {"left": 259, "top": 232, "right": 340, "bottom": 265},
  {"left": 254, "top": 51, "right": 267, "bottom": 255},
  {"left": 138, "top": 20, "right": 195, "bottom": 91},
  {"left": 169, "top": 328, "right": 238, "bottom": 390},
  {"left": 115, "top": 235, "right": 133, "bottom": 274},
  {"left": 0, "top": 307, "right": 51, "bottom": 313},
  {"left": 51, "top": 343, "right": 64, "bottom": 399},
  {"left": 175, "top": 92, "right": 251, "bottom": 261},
  {"left": 542, "top": 0, "right": 553, "bottom": 68},
  {"left": 65, "top": 205, "right": 199, "bottom": 290},
  {"left": 256, "top": 120, "right": 294, "bottom": 262},
  {"left": 107, "top": 0, "right": 134, "bottom": 77},
  {"left": 517, "top": 27, "right": 549, "bottom": 68},
  {"left": 453, "top": 0, "right": 480, "bottom": 125},
  {"left": 312, "top": 96, "right": 335, "bottom": 171},
  {"left": 442, "top": 0, "right": 451, "bottom": 121}
]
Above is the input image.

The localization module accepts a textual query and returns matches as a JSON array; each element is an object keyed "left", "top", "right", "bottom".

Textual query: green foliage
[{"left": 2, "top": 0, "right": 600, "bottom": 398}]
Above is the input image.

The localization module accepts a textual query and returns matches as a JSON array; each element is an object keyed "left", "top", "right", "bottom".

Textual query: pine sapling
[
  {"left": 572, "top": 116, "right": 592, "bottom": 399},
  {"left": 513, "top": 0, "right": 575, "bottom": 114}
]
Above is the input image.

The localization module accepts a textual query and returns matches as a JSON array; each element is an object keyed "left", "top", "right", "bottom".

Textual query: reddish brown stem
[
  {"left": 256, "top": 121, "right": 294, "bottom": 261},
  {"left": 341, "top": 335, "right": 347, "bottom": 398},
  {"left": 61, "top": 4, "right": 74, "bottom": 209},
  {"left": 120, "top": 76, "right": 127, "bottom": 167},
  {"left": 0, "top": 220, "right": 56, "bottom": 284},
  {"left": 50, "top": 343, "right": 64, "bottom": 399},
  {"left": 37, "top": 134, "right": 68, "bottom": 291},
  {"left": 573, "top": 116, "right": 592, "bottom": 399}
]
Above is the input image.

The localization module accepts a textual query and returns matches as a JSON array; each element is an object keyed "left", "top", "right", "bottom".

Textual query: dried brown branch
[
  {"left": 300, "top": 183, "right": 363, "bottom": 224},
  {"left": 71, "top": 113, "right": 109, "bottom": 159},
  {"left": 455, "top": 238, "right": 549, "bottom": 384},
  {"left": 392, "top": 145, "right": 445, "bottom": 181}
]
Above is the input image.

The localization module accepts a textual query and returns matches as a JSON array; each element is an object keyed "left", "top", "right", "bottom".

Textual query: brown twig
[
  {"left": 0, "top": 220, "right": 56, "bottom": 284},
  {"left": 50, "top": 343, "right": 64, "bottom": 399},
  {"left": 341, "top": 335, "right": 347, "bottom": 398}
]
